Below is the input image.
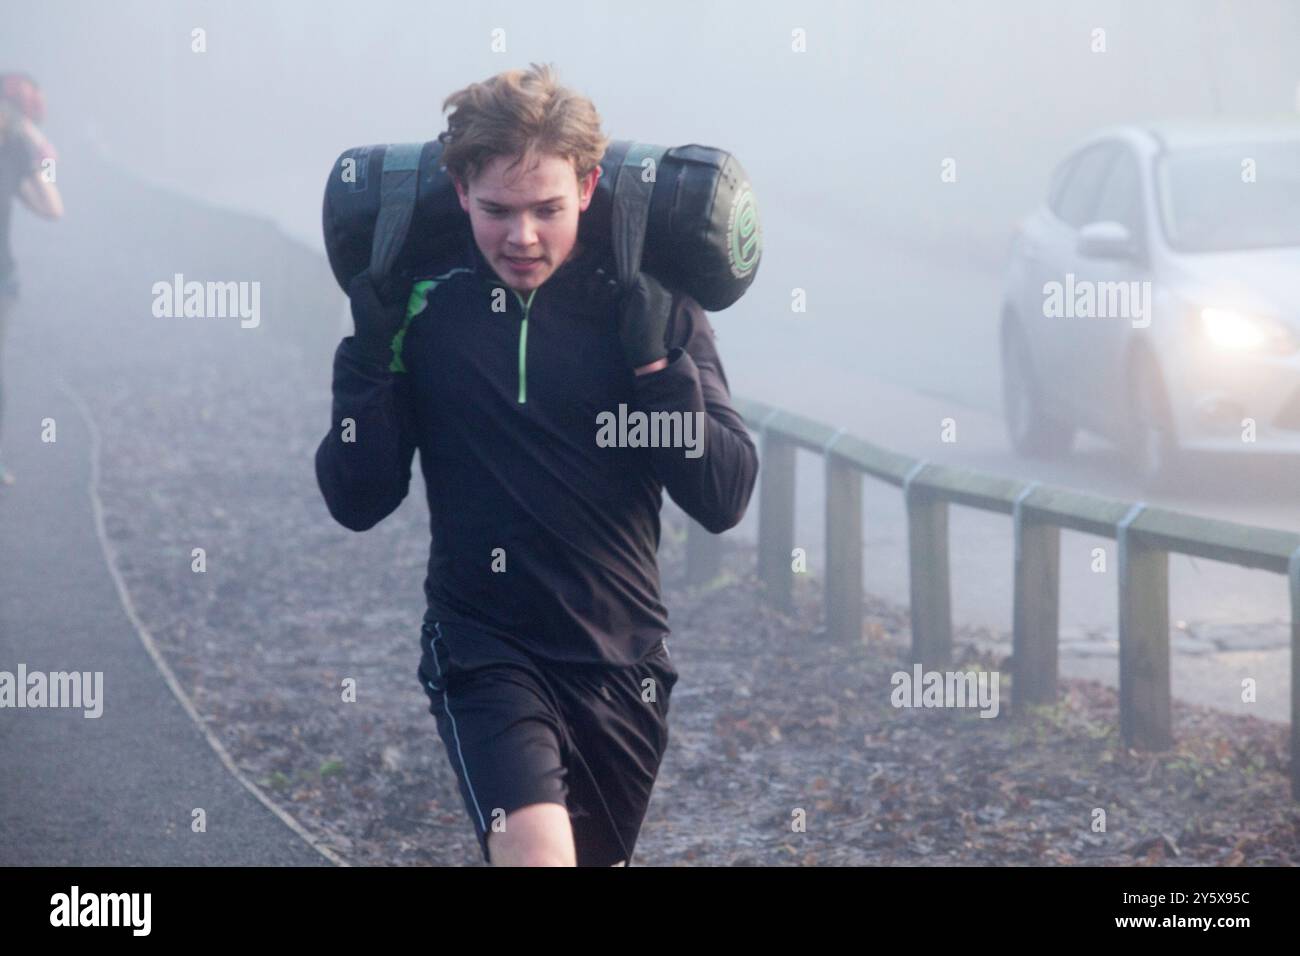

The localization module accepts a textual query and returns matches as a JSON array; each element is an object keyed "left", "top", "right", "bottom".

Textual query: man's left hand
[{"left": 616, "top": 272, "right": 674, "bottom": 375}]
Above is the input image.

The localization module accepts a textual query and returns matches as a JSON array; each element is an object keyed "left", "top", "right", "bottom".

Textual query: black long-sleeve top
[{"left": 314, "top": 230, "right": 758, "bottom": 666}]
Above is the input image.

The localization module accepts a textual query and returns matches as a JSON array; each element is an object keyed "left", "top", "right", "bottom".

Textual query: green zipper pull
[{"left": 514, "top": 288, "right": 537, "bottom": 403}]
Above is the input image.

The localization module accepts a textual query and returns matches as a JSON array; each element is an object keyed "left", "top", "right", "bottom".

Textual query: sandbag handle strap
[
  {"left": 368, "top": 142, "right": 424, "bottom": 292},
  {"left": 611, "top": 142, "right": 668, "bottom": 288}
]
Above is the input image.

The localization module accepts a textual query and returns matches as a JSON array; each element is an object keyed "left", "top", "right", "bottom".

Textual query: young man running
[{"left": 315, "top": 63, "right": 758, "bottom": 866}]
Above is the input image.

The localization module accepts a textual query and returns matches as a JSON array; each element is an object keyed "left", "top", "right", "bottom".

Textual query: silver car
[{"left": 999, "top": 118, "right": 1300, "bottom": 489}]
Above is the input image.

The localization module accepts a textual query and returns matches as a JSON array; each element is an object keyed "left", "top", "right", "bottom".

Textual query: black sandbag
[{"left": 321, "top": 139, "right": 762, "bottom": 312}]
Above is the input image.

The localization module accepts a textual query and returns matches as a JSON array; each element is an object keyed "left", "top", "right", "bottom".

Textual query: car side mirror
[{"left": 1077, "top": 220, "right": 1138, "bottom": 261}]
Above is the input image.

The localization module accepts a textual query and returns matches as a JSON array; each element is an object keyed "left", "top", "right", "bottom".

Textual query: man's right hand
[{"left": 347, "top": 268, "right": 411, "bottom": 368}]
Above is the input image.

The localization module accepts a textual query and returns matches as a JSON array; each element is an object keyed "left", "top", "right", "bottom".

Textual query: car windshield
[{"left": 1156, "top": 139, "right": 1300, "bottom": 252}]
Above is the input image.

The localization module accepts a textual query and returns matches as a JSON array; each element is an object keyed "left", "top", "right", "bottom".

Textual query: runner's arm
[
  {"left": 630, "top": 294, "right": 758, "bottom": 533},
  {"left": 314, "top": 337, "right": 418, "bottom": 531},
  {"left": 10, "top": 113, "right": 62, "bottom": 219},
  {"left": 17, "top": 174, "right": 62, "bottom": 220}
]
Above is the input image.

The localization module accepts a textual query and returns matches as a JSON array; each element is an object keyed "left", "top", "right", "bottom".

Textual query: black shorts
[{"left": 417, "top": 618, "right": 678, "bottom": 866}]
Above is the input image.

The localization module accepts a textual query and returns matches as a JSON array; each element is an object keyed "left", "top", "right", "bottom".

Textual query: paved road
[{"left": 0, "top": 302, "right": 332, "bottom": 866}]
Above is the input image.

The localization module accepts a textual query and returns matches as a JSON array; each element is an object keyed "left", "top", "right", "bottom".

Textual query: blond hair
[{"left": 437, "top": 62, "right": 610, "bottom": 189}]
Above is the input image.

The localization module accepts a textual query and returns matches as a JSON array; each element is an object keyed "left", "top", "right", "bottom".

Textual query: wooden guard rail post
[
  {"left": 1012, "top": 481, "right": 1060, "bottom": 713},
  {"left": 824, "top": 430, "right": 862, "bottom": 643},
  {"left": 757, "top": 426, "right": 796, "bottom": 612},
  {"left": 905, "top": 461, "right": 952, "bottom": 669},
  {"left": 1117, "top": 502, "right": 1173, "bottom": 750},
  {"left": 685, "top": 517, "right": 723, "bottom": 585}
]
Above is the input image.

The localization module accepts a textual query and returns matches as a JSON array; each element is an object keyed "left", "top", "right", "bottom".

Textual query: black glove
[
  {"left": 616, "top": 271, "right": 674, "bottom": 371},
  {"left": 347, "top": 268, "right": 411, "bottom": 368}
]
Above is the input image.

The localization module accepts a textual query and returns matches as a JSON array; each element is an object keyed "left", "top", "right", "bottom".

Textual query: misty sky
[{"left": 9, "top": 0, "right": 1299, "bottom": 254}]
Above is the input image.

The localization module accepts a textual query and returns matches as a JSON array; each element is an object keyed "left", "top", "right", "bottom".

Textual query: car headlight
[{"left": 1199, "top": 307, "right": 1297, "bottom": 355}]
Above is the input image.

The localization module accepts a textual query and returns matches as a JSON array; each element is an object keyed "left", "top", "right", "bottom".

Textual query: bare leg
[{"left": 487, "top": 802, "right": 576, "bottom": 866}]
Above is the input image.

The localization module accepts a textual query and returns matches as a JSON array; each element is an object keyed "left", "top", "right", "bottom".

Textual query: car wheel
[
  {"left": 1126, "top": 349, "right": 1181, "bottom": 491},
  {"left": 1001, "top": 320, "right": 1076, "bottom": 458}
]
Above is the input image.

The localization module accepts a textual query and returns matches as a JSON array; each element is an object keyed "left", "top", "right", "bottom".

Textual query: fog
[
  {"left": 12, "top": 1, "right": 1300, "bottom": 398},
  {"left": 17, "top": 1, "right": 1298, "bottom": 245}
]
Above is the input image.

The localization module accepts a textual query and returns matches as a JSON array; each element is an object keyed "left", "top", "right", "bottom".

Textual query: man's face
[{"left": 455, "top": 150, "right": 600, "bottom": 294}]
